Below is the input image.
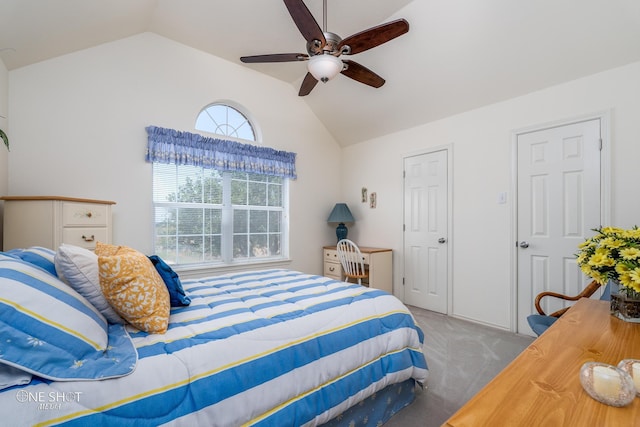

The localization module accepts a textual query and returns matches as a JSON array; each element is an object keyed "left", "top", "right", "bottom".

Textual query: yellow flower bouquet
[{"left": 576, "top": 226, "right": 640, "bottom": 299}]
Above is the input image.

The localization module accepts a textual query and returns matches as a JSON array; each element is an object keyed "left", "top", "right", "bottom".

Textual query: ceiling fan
[{"left": 240, "top": 0, "right": 409, "bottom": 96}]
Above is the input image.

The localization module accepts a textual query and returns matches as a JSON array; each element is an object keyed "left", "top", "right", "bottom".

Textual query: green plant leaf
[{"left": 0, "top": 128, "right": 8, "bottom": 151}]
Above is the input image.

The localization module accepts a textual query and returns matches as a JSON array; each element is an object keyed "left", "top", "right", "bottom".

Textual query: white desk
[{"left": 323, "top": 245, "right": 393, "bottom": 293}]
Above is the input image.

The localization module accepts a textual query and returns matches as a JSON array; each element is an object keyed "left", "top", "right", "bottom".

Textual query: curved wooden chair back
[
  {"left": 535, "top": 279, "right": 601, "bottom": 317},
  {"left": 528, "top": 279, "right": 606, "bottom": 336},
  {"left": 336, "top": 239, "right": 368, "bottom": 285}
]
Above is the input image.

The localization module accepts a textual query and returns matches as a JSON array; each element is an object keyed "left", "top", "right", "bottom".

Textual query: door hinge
[
  {"left": 402, "top": 277, "right": 405, "bottom": 285},
  {"left": 403, "top": 170, "right": 406, "bottom": 179},
  {"left": 403, "top": 224, "right": 406, "bottom": 232},
  {"left": 599, "top": 138, "right": 603, "bottom": 151}
]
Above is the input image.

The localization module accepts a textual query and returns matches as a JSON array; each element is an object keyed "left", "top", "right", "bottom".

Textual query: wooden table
[{"left": 443, "top": 298, "right": 640, "bottom": 426}]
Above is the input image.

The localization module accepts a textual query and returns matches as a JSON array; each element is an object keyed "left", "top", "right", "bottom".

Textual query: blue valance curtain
[{"left": 145, "top": 126, "right": 297, "bottom": 179}]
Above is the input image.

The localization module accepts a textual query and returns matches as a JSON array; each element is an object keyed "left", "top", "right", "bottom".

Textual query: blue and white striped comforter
[{"left": 1, "top": 269, "right": 428, "bottom": 426}]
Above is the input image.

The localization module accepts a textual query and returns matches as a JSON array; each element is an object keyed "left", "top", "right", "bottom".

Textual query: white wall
[
  {"left": 7, "top": 33, "right": 342, "bottom": 274},
  {"left": 343, "top": 61, "right": 640, "bottom": 329},
  {"left": 7, "top": 31, "right": 640, "bottom": 330},
  {"left": 0, "top": 58, "right": 8, "bottom": 248}
]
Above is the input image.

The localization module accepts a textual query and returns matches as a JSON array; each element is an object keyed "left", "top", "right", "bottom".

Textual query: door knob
[
  {"left": 438, "top": 238, "right": 446, "bottom": 244},
  {"left": 519, "top": 241, "right": 529, "bottom": 249}
]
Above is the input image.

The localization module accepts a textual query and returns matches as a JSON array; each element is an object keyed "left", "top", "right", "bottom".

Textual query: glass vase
[{"left": 610, "top": 281, "right": 640, "bottom": 323}]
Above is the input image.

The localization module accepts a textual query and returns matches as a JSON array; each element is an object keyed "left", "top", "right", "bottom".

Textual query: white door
[
  {"left": 403, "top": 149, "right": 449, "bottom": 313},
  {"left": 516, "top": 119, "right": 601, "bottom": 335}
]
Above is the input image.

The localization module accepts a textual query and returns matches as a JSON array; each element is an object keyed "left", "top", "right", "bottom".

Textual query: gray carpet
[{"left": 385, "top": 306, "right": 535, "bottom": 427}]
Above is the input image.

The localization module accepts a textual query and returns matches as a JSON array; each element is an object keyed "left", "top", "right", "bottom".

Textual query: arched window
[
  {"left": 150, "top": 103, "right": 289, "bottom": 268},
  {"left": 195, "top": 103, "right": 257, "bottom": 142}
]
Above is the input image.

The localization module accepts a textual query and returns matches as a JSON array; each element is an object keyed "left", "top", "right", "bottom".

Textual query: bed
[{"left": 0, "top": 245, "right": 428, "bottom": 426}]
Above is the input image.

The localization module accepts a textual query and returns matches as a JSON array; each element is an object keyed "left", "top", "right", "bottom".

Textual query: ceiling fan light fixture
[
  {"left": 307, "top": 54, "right": 343, "bottom": 83},
  {"left": 240, "top": 1, "right": 409, "bottom": 95}
]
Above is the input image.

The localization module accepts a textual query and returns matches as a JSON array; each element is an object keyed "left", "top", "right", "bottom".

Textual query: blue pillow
[
  {"left": 5, "top": 246, "right": 57, "bottom": 276},
  {"left": 148, "top": 255, "right": 191, "bottom": 307},
  {"left": 0, "top": 257, "right": 137, "bottom": 381}
]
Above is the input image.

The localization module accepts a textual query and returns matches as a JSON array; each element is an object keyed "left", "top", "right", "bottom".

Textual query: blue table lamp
[{"left": 327, "top": 203, "right": 355, "bottom": 242}]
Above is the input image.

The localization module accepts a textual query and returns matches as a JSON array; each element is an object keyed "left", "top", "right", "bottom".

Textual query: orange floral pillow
[
  {"left": 95, "top": 241, "right": 120, "bottom": 257},
  {"left": 96, "top": 244, "right": 170, "bottom": 333}
]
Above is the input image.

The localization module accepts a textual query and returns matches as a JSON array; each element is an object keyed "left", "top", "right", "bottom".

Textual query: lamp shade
[
  {"left": 328, "top": 203, "right": 354, "bottom": 242},
  {"left": 308, "top": 54, "right": 343, "bottom": 83},
  {"left": 327, "top": 203, "right": 355, "bottom": 223}
]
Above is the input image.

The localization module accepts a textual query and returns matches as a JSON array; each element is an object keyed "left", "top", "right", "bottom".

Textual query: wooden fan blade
[
  {"left": 240, "top": 53, "right": 308, "bottom": 63},
  {"left": 341, "top": 60, "right": 385, "bottom": 88},
  {"left": 298, "top": 72, "right": 318, "bottom": 96},
  {"left": 283, "top": 0, "right": 326, "bottom": 47},
  {"left": 338, "top": 19, "right": 409, "bottom": 55}
]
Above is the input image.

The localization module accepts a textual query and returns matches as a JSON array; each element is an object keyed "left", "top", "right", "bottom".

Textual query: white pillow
[{"left": 55, "top": 244, "right": 124, "bottom": 324}]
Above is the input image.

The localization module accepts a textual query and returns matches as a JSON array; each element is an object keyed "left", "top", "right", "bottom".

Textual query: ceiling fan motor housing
[{"left": 307, "top": 32, "right": 345, "bottom": 57}]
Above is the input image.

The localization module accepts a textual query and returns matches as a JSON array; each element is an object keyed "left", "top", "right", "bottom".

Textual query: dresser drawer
[
  {"left": 324, "top": 248, "right": 339, "bottom": 261},
  {"left": 62, "top": 202, "right": 109, "bottom": 226},
  {"left": 324, "top": 261, "right": 342, "bottom": 279},
  {"left": 324, "top": 248, "right": 368, "bottom": 263},
  {"left": 62, "top": 228, "right": 108, "bottom": 249}
]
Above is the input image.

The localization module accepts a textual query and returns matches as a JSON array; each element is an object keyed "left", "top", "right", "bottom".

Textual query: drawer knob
[
  {"left": 86, "top": 212, "right": 93, "bottom": 218},
  {"left": 82, "top": 234, "right": 95, "bottom": 242},
  {"left": 329, "top": 266, "right": 335, "bottom": 272}
]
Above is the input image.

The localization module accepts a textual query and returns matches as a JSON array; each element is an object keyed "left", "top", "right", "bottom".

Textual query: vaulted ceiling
[{"left": 1, "top": 0, "right": 639, "bottom": 146}]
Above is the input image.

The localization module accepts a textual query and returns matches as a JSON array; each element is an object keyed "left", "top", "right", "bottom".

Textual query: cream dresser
[
  {"left": 1, "top": 196, "right": 115, "bottom": 251},
  {"left": 323, "top": 245, "right": 393, "bottom": 293}
]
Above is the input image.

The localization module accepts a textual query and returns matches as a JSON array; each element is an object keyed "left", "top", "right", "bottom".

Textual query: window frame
[
  {"left": 152, "top": 169, "right": 290, "bottom": 267},
  {"left": 150, "top": 102, "right": 290, "bottom": 273},
  {"left": 195, "top": 101, "right": 263, "bottom": 144}
]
